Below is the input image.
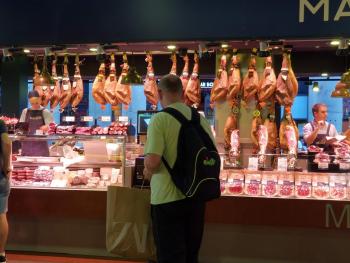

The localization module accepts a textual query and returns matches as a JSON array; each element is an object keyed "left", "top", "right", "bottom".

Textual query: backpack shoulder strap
[
  {"left": 190, "top": 107, "right": 200, "bottom": 125},
  {"left": 162, "top": 107, "right": 189, "bottom": 125}
]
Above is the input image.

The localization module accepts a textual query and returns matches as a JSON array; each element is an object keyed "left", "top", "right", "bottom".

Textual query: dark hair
[
  {"left": 158, "top": 74, "right": 182, "bottom": 94},
  {"left": 312, "top": 103, "right": 327, "bottom": 116},
  {"left": 28, "top": 90, "right": 40, "bottom": 98}
]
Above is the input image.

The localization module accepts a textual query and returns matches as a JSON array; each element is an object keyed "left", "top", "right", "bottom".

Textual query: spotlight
[
  {"left": 321, "top": 73, "right": 328, "bottom": 77},
  {"left": 330, "top": 40, "right": 340, "bottom": 46},
  {"left": 167, "top": 45, "right": 176, "bottom": 50},
  {"left": 23, "top": 49, "right": 30, "bottom": 54},
  {"left": 221, "top": 43, "right": 229, "bottom": 49},
  {"left": 89, "top": 47, "right": 98, "bottom": 52},
  {"left": 312, "top": 82, "right": 320, "bottom": 92}
]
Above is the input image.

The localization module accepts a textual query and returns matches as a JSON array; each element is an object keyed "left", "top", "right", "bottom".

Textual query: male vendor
[{"left": 303, "top": 103, "right": 338, "bottom": 151}]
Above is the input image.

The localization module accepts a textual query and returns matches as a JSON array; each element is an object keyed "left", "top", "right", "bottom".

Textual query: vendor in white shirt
[{"left": 303, "top": 103, "right": 338, "bottom": 150}]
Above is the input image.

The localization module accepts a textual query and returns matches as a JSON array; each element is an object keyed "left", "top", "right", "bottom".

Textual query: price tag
[
  {"left": 99, "top": 116, "right": 111, "bottom": 122},
  {"left": 72, "top": 81, "right": 77, "bottom": 88},
  {"left": 118, "top": 116, "right": 129, "bottom": 123},
  {"left": 318, "top": 162, "right": 329, "bottom": 170},
  {"left": 248, "top": 157, "right": 258, "bottom": 171},
  {"left": 63, "top": 116, "right": 75, "bottom": 122},
  {"left": 63, "top": 84, "right": 69, "bottom": 91},
  {"left": 339, "top": 162, "right": 350, "bottom": 170},
  {"left": 277, "top": 157, "right": 288, "bottom": 171},
  {"left": 81, "top": 116, "right": 93, "bottom": 122}
]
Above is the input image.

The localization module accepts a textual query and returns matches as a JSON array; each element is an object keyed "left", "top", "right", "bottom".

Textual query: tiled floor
[{"left": 6, "top": 253, "right": 147, "bottom": 263}]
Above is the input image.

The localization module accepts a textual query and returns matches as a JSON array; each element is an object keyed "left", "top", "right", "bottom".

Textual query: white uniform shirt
[{"left": 303, "top": 120, "right": 338, "bottom": 143}]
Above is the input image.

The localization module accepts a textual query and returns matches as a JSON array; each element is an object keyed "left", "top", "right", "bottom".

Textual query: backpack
[{"left": 161, "top": 107, "right": 221, "bottom": 202}]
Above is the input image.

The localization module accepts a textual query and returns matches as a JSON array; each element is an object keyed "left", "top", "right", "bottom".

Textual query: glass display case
[{"left": 9, "top": 134, "right": 126, "bottom": 190}]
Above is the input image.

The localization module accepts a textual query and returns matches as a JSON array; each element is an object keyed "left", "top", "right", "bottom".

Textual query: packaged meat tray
[
  {"left": 277, "top": 172, "right": 294, "bottom": 198},
  {"left": 244, "top": 171, "right": 261, "bottom": 196},
  {"left": 226, "top": 171, "right": 244, "bottom": 195}
]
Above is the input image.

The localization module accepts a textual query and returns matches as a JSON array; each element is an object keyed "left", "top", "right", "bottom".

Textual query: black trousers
[{"left": 151, "top": 199, "right": 206, "bottom": 263}]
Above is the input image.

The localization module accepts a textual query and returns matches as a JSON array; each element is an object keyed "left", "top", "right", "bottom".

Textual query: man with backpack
[{"left": 144, "top": 74, "right": 220, "bottom": 263}]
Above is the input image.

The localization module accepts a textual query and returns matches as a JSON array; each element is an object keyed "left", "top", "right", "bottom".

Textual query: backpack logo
[{"left": 203, "top": 158, "right": 216, "bottom": 166}]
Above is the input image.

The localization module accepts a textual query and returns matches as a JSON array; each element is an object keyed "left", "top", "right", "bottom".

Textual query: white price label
[
  {"left": 118, "top": 116, "right": 129, "bottom": 122},
  {"left": 63, "top": 116, "right": 75, "bottom": 122},
  {"left": 248, "top": 157, "right": 258, "bottom": 171},
  {"left": 100, "top": 116, "right": 111, "bottom": 122},
  {"left": 318, "top": 162, "right": 329, "bottom": 170},
  {"left": 339, "top": 162, "right": 350, "bottom": 170},
  {"left": 277, "top": 157, "right": 288, "bottom": 171},
  {"left": 81, "top": 116, "right": 93, "bottom": 122},
  {"left": 72, "top": 81, "right": 77, "bottom": 88},
  {"left": 63, "top": 84, "right": 69, "bottom": 91}
]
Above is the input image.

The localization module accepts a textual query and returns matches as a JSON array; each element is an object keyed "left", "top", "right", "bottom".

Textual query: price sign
[
  {"left": 99, "top": 116, "right": 111, "bottom": 122},
  {"left": 63, "top": 116, "right": 75, "bottom": 122},
  {"left": 318, "top": 162, "right": 329, "bottom": 170},
  {"left": 118, "top": 116, "right": 129, "bottom": 123},
  {"left": 277, "top": 157, "right": 288, "bottom": 172},
  {"left": 248, "top": 157, "right": 258, "bottom": 171},
  {"left": 81, "top": 116, "right": 93, "bottom": 122},
  {"left": 339, "top": 162, "right": 350, "bottom": 170}
]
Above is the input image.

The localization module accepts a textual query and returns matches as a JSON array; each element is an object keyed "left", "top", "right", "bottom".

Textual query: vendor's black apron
[
  {"left": 21, "top": 109, "right": 49, "bottom": 156},
  {"left": 311, "top": 122, "right": 331, "bottom": 152}
]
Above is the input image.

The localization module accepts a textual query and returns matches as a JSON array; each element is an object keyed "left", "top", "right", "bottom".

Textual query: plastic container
[
  {"left": 277, "top": 172, "right": 294, "bottom": 198},
  {"left": 295, "top": 173, "right": 312, "bottom": 198},
  {"left": 330, "top": 174, "right": 347, "bottom": 200},
  {"left": 244, "top": 171, "right": 261, "bottom": 196},
  {"left": 262, "top": 172, "right": 278, "bottom": 197},
  {"left": 312, "top": 174, "right": 329, "bottom": 199},
  {"left": 219, "top": 170, "right": 228, "bottom": 195},
  {"left": 227, "top": 171, "right": 244, "bottom": 195}
]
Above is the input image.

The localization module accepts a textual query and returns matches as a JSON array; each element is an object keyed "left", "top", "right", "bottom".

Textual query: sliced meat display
[
  {"left": 184, "top": 52, "right": 201, "bottom": 107},
  {"left": 115, "top": 53, "right": 132, "bottom": 110},
  {"left": 227, "top": 54, "right": 241, "bottom": 107},
  {"left": 104, "top": 53, "right": 118, "bottom": 108},
  {"left": 210, "top": 54, "right": 228, "bottom": 108},
  {"left": 144, "top": 52, "right": 159, "bottom": 109},
  {"left": 169, "top": 52, "right": 177, "bottom": 75},
  {"left": 39, "top": 56, "right": 51, "bottom": 107},
  {"left": 258, "top": 56, "right": 276, "bottom": 110},
  {"left": 70, "top": 54, "right": 84, "bottom": 111},
  {"left": 59, "top": 55, "right": 72, "bottom": 112},
  {"left": 50, "top": 55, "right": 60, "bottom": 111},
  {"left": 75, "top": 126, "right": 92, "bottom": 135},
  {"left": 180, "top": 54, "right": 190, "bottom": 91},
  {"left": 56, "top": 125, "right": 75, "bottom": 134},
  {"left": 92, "top": 61, "right": 107, "bottom": 110},
  {"left": 91, "top": 126, "right": 109, "bottom": 135},
  {"left": 275, "top": 52, "right": 298, "bottom": 110},
  {"left": 242, "top": 54, "right": 259, "bottom": 105}
]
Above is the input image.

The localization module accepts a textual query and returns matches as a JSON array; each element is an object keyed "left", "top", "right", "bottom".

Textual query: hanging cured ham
[
  {"left": 224, "top": 54, "right": 241, "bottom": 151},
  {"left": 50, "top": 55, "right": 60, "bottom": 111},
  {"left": 251, "top": 115, "right": 263, "bottom": 149},
  {"left": 258, "top": 56, "right": 276, "bottom": 111},
  {"left": 115, "top": 53, "right": 132, "bottom": 110},
  {"left": 92, "top": 61, "right": 107, "bottom": 110},
  {"left": 33, "top": 55, "right": 41, "bottom": 94},
  {"left": 264, "top": 116, "right": 277, "bottom": 151},
  {"left": 242, "top": 54, "right": 259, "bottom": 106},
  {"left": 184, "top": 52, "right": 201, "bottom": 107},
  {"left": 210, "top": 54, "right": 228, "bottom": 108},
  {"left": 275, "top": 52, "right": 298, "bottom": 111},
  {"left": 279, "top": 110, "right": 299, "bottom": 158},
  {"left": 170, "top": 52, "right": 177, "bottom": 75},
  {"left": 70, "top": 54, "right": 84, "bottom": 111},
  {"left": 180, "top": 54, "right": 190, "bottom": 91},
  {"left": 227, "top": 54, "right": 241, "bottom": 106},
  {"left": 144, "top": 52, "right": 159, "bottom": 109},
  {"left": 39, "top": 56, "right": 51, "bottom": 107},
  {"left": 229, "top": 129, "right": 240, "bottom": 157},
  {"left": 59, "top": 55, "right": 72, "bottom": 112},
  {"left": 104, "top": 53, "right": 119, "bottom": 110}
]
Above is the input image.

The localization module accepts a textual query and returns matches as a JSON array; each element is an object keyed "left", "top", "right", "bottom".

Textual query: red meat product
[
  {"left": 169, "top": 52, "right": 177, "bottom": 75},
  {"left": 50, "top": 55, "right": 60, "bottom": 111},
  {"left": 180, "top": 55, "right": 190, "bottom": 91},
  {"left": 242, "top": 55, "right": 259, "bottom": 105},
  {"left": 210, "top": 54, "right": 228, "bottom": 108},
  {"left": 144, "top": 52, "right": 159, "bottom": 109},
  {"left": 92, "top": 62, "right": 107, "bottom": 110},
  {"left": 71, "top": 54, "right": 84, "bottom": 110},
  {"left": 59, "top": 56, "right": 72, "bottom": 112},
  {"left": 184, "top": 52, "right": 201, "bottom": 107},
  {"left": 104, "top": 53, "right": 119, "bottom": 109},
  {"left": 115, "top": 53, "right": 132, "bottom": 110}
]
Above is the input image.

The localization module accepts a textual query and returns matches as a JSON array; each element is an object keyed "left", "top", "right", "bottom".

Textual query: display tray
[{"left": 308, "top": 162, "right": 350, "bottom": 173}]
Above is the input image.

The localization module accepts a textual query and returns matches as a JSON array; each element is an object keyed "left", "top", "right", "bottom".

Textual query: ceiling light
[
  {"left": 330, "top": 40, "right": 340, "bottom": 46},
  {"left": 321, "top": 73, "right": 328, "bottom": 77},
  {"left": 315, "top": 45, "right": 320, "bottom": 49},
  {"left": 23, "top": 49, "right": 30, "bottom": 53},
  {"left": 167, "top": 45, "right": 176, "bottom": 50},
  {"left": 312, "top": 82, "right": 320, "bottom": 92},
  {"left": 89, "top": 47, "right": 98, "bottom": 52},
  {"left": 221, "top": 43, "right": 229, "bottom": 48},
  {"left": 274, "top": 46, "right": 279, "bottom": 49}
]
